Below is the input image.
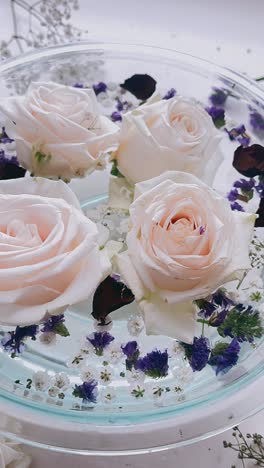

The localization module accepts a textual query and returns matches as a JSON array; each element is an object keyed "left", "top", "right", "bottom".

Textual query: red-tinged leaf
[
  {"left": 92, "top": 275, "right": 135, "bottom": 322},
  {"left": 120, "top": 74, "right": 156, "bottom": 100},
  {"left": 233, "top": 144, "right": 264, "bottom": 177},
  {"left": 255, "top": 197, "right": 264, "bottom": 227},
  {"left": 0, "top": 162, "right": 26, "bottom": 180}
]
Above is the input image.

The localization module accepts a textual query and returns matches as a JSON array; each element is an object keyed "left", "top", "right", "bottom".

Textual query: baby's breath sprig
[{"left": 224, "top": 426, "right": 264, "bottom": 467}]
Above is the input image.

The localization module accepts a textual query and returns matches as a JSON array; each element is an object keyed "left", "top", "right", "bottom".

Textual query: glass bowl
[{"left": 0, "top": 41, "right": 263, "bottom": 455}]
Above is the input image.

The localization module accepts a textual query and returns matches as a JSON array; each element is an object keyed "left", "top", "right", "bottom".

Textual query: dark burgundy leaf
[
  {"left": 120, "top": 74, "right": 156, "bottom": 100},
  {"left": 0, "top": 162, "right": 26, "bottom": 180},
  {"left": 92, "top": 275, "right": 135, "bottom": 323},
  {"left": 255, "top": 197, "right": 264, "bottom": 227},
  {"left": 233, "top": 144, "right": 264, "bottom": 177}
]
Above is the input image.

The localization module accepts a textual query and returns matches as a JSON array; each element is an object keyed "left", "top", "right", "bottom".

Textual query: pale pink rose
[
  {"left": 113, "top": 96, "right": 223, "bottom": 186},
  {"left": 0, "top": 177, "right": 111, "bottom": 326},
  {"left": 117, "top": 171, "right": 256, "bottom": 343},
  {"left": 0, "top": 82, "right": 119, "bottom": 180}
]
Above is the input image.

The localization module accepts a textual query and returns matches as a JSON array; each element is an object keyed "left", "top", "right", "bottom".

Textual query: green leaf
[
  {"left": 214, "top": 117, "right": 226, "bottom": 129},
  {"left": 110, "top": 160, "right": 124, "bottom": 178},
  {"left": 34, "top": 151, "right": 51, "bottom": 164},
  {"left": 217, "top": 307, "right": 263, "bottom": 341},
  {"left": 211, "top": 342, "right": 229, "bottom": 356},
  {"left": 53, "top": 323, "right": 70, "bottom": 337}
]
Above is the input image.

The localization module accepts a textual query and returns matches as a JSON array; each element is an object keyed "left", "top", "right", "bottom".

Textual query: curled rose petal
[
  {"left": 0, "top": 177, "right": 111, "bottom": 326},
  {"left": 233, "top": 144, "right": 264, "bottom": 177},
  {"left": 116, "top": 171, "right": 256, "bottom": 343}
]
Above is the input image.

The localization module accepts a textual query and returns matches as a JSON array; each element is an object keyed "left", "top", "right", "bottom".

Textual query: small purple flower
[
  {"left": 256, "top": 181, "right": 264, "bottom": 198},
  {"left": 208, "top": 309, "right": 228, "bottom": 327},
  {"left": 230, "top": 201, "right": 245, "bottom": 212},
  {"left": 163, "top": 88, "right": 177, "bottom": 100},
  {"left": 209, "top": 87, "right": 228, "bottom": 106},
  {"left": 72, "top": 380, "right": 98, "bottom": 403},
  {"left": 116, "top": 97, "right": 124, "bottom": 111},
  {"left": 121, "top": 341, "right": 140, "bottom": 370},
  {"left": 209, "top": 339, "right": 240, "bottom": 375},
  {"left": 111, "top": 111, "right": 122, "bottom": 122},
  {"left": 205, "top": 106, "right": 225, "bottom": 128},
  {"left": 0, "top": 127, "right": 14, "bottom": 144},
  {"left": 250, "top": 111, "right": 264, "bottom": 131},
  {"left": 186, "top": 336, "right": 211, "bottom": 372},
  {"left": 199, "top": 225, "right": 206, "bottom": 235},
  {"left": 41, "top": 314, "right": 65, "bottom": 333},
  {"left": 212, "top": 290, "right": 234, "bottom": 308},
  {"left": 237, "top": 135, "right": 250, "bottom": 147},
  {"left": 233, "top": 178, "right": 255, "bottom": 191},
  {"left": 196, "top": 299, "right": 217, "bottom": 319},
  {"left": 135, "top": 349, "right": 169, "bottom": 378},
  {"left": 1, "top": 325, "right": 39, "bottom": 357},
  {"left": 227, "top": 188, "right": 239, "bottom": 202},
  {"left": 93, "top": 82, "right": 107, "bottom": 95},
  {"left": 87, "top": 331, "right": 114, "bottom": 356},
  {"left": 225, "top": 125, "right": 250, "bottom": 147},
  {"left": 0, "top": 150, "right": 18, "bottom": 166},
  {"left": 73, "top": 83, "right": 84, "bottom": 88}
]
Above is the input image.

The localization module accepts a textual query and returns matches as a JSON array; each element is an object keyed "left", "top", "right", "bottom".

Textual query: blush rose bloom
[
  {"left": 117, "top": 171, "right": 256, "bottom": 343},
  {"left": 0, "top": 177, "right": 111, "bottom": 326},
  {"left": 0, "top": 82, "right": 119, "bottom": 180},
  {"left": 113, "top": 96, "right": 223, "bottom": 185}
]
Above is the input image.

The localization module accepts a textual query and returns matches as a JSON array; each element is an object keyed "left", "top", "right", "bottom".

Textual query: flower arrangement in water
[{"left": 0, "top": 71, "right": 263, "bottom": 408}]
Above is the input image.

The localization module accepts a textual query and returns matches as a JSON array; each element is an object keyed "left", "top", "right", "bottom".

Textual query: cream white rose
[
  {"left": 0, "top": 177, "right": 111, "bottom": 326},
  {"left": 117, "top": 171, "right": 256, "bottom": 343},
  {"left": 0, "top": 82, "right": 119, "bottom": 180},
  {"left": 113, "top": 96, "right": 222, "bottom": 185},
  {"left": 0, "top": 438, "right": 31, "bottom": 468}
]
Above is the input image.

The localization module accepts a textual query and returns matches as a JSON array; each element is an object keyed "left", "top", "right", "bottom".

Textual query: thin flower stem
[
  {"left": 256, "top": 77, "right": 264, "bottom": 82},
  {"left": 10, "top": 0, "right": 24, "bottom": 53},
  {"left": 236, "top": 271, "right": 247, "bottom": 290}
]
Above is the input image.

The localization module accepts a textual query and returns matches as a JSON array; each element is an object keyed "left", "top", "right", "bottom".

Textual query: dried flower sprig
[
  {"left": 0, "top": 0, "right": 88, "bottom": 58},
  {"left": 224, "top": 426, "right": 264, "bottom": 467}
]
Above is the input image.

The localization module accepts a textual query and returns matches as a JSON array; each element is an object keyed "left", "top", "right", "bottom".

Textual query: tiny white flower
[
  {"left": 99, "top": 367, "right": 113, "bottom": 385},
  {"left": 93, "top": 319, "right": 113, "bottom": 333},
  {"left": 80, "top": 366, "right": 98, "bottom": 382},
  {"left": 32, "top": 371, "right": 50, "bottom": 391},
  {"left": 117, "top": 218, "right": 129, "bottom": 234},
  {"left": 105, "top": 344, "right": 123, "bottom": 364},
  {"left": 100, "top": 387, "right": 117, "bottom": 404},
  {"left": 97, "top": 92, "right": 108, "bottom": 102},
  {"left": 39, "top": 332, "right": 57, "bottom": 346},
  {"left": 48, "top": 386, "right": 59, "bottom": 398},
  {"left": 52, "top": 372, "right": 70, "bottom": 391},
  {"left": 169, "top": 341, "right": 185, "bottom": 359},
  {"left": 172, "top": 366, "right": 194, "bottom": 386},
  {"left": 67, "top": 353, "right": 85, "bottom": 368},
  {"left": 126, "top": 369, "right": 145, "bottom": 385},
  {"left": 107, "top": 82, "right": 118, "bottom": 92},
  {"left": 127, "top": 314, "right": 144, "bottom": 336}
]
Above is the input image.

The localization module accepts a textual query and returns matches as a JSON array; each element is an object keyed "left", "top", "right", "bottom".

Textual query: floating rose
[
  {"left": 0, "top": 81, "right": 119, "bottom": 180},
  {"left": 0, "top": 177, "right": 111, "bottom": 326},
  {"left": 113, "top": 97, "right": 223, "bottom": 186},
  {"left": 117, "top": 171, "right": 256, "bottom": 343},
  {"left": 233, "top": 144, "right": 264, "bottom": 177}
]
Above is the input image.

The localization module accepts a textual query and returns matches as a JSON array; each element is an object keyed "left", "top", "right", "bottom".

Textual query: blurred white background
[{"left": 1, "top": 0, "right": 264, "bottom": 77}]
